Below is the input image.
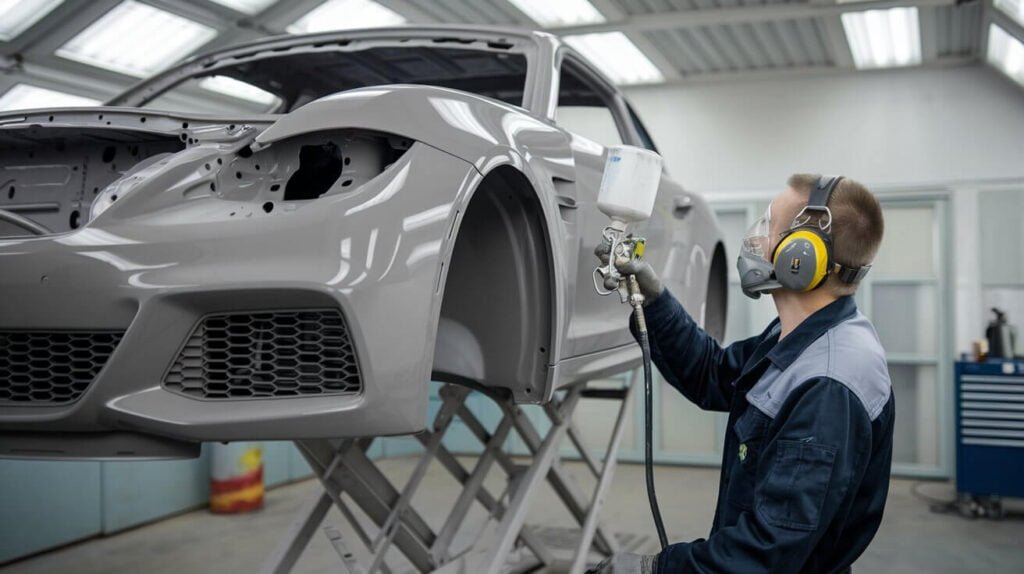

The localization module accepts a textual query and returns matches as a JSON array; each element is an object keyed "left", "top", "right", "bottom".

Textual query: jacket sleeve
[
  {"left": 655, "top": 378, "right": 874, "bottom": 573},
  {"left": 631, "top": 289, "right": 767, "bottom": 412}
]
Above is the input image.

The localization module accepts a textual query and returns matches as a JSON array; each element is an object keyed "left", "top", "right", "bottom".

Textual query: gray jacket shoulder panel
[{"left": 747, "top": 313, "right": 891, "bottom": 421}]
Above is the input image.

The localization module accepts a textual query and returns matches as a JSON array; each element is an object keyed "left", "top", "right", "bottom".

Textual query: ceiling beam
[
  {"left": 919, "top": 5, "right": 941, "bottom": 64},
  {"left": 589, "top": 0, "right": 627, "bottom": 21},
  {"left": 0, "top": 58, "right": 135, "bottom": 101},
  {"left": 555, "top": 0, "right": 958, "bottom": 35},
  {"left": 9, "top": 52, "right": 972, "bottom": 100},
  {"left": 990, "top": 1, "right": 1024, "bottom": 46},
  {"left": 625, "top": 55, "right": 975, "bottom": 89},
  {"left": 821, "top": 16, "right": 854, "bottom": 68},
  {"left": 167, "top": 0, "right": 323, "bottom": 56}
]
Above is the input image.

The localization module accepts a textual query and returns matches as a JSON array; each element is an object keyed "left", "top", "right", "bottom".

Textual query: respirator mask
[{"left": 736, "top": 203, "right": 783, "bottom": 299}]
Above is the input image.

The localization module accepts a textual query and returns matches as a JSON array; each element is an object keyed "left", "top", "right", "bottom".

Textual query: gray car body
[{"left": 0, "top": 26, "right": 726, "bottom": 459}]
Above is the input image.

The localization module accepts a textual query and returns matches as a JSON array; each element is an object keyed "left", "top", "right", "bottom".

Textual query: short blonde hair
[{"left": 787, "top": 174, "right": 884, "bottom": 295}]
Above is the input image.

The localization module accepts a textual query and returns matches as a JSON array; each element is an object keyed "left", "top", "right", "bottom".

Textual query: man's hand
[
  {"left": 595, "top": 239, "right": 664, "bottom": 301},
  {"left": 586, "top": 552, "right": 658, "bottom": 574}
]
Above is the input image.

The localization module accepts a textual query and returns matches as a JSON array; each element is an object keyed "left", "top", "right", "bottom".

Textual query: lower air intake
[
  {"left": 163, "top": 309, "right": 362, "bottom": 399},
  {"left": 0, "top": 331, "right": 124, "bottom": 404}
]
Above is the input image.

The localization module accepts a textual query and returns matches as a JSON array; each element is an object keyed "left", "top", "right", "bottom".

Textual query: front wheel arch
[{"left": 431, "top": 165, "right": 555, "bottom": 402}]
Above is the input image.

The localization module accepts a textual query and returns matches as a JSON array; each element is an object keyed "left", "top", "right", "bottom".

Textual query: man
[{"left": 591, "top": 174, "right": 894, "bottom": 573}]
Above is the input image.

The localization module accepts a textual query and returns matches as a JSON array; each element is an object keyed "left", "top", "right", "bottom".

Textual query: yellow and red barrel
[{"left": 209, "top": 442, "right": 264, "bottom": 513}]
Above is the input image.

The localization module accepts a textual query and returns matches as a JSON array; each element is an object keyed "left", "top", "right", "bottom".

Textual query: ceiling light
[
  {"left": 0, "top": 0, "right": 63, "bottom": 41},
  {"left": 287, "top": 0, "right": 406, "bottom": 34},
  {"left": 207, "top": 0, "right": 277, "bottom": 15},
  {"left": 995, "top": 0, "right": 1024, "bottom": 28},
  {"left": 841, "top": 7, "right": 921, "bottom": 69},
  {"left": 563, "top": 32, "right": 664, "bottom": 85},
  {"left": 56, "top": 1, "right": 218, "bottom": 77},
  {"left": 508, "top": 0, "right": 605, "bottom": 28},
  {"left": 987, "top": 24, "right": 1024, "bottom": 88},
  {"left": 0, "top": 84, "right": 101, "bottom": 112},
  {"left": 199, "top": 76, "right": 280, "bottom": 106}
]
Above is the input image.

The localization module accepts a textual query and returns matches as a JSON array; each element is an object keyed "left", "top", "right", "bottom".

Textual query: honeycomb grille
[
  {"left": 163, "top": 309, "right": 362, "bottom": 399},
  {"left": 0, "top": 331, "right": 124, "bottom": 404}
]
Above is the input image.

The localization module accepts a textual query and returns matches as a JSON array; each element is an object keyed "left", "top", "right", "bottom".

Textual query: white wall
[
  {"left": 625, "top": 64, "right": 1024, "bottom": 354},
  {"left": 625, "top": 65, "right": 1024, "bottom": 193}
]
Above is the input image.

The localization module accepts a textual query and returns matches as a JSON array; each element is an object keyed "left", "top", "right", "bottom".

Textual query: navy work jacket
[{"left": 635, "top": 290, "right": 895, "bottom": 573}]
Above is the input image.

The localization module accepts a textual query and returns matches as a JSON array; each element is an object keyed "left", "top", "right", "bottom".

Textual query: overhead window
[
  {"left": 55, "top": 1, "right": 218, "bottom": 77},
  {"left": 0, "top": 0, "right": 63, "bottom": 41},
  {"left": 987, "top": 24, "right": 1024, "bottom": 88},
  {"left": 562, "top": 32, "right": 664, "bottom": 86},
  {"left": 287, "top": 0, "right": 405, "bottom": 34},
  {"left": 508, "top": 0, "right": 605, "bottom": 28},
  {"left": 0, "top": 84, "right": 101, "bottom": 112},
  {"left": 207, "top": 0, "right": 277, "bottom": 15},
  {"left": 840, "top": 7, "right": 922, "bottom": 69}
]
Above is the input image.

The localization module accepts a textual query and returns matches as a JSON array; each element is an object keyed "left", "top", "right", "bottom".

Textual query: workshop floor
[{"left": 4, "top": 458, "right": 1023, "bottom": 573}]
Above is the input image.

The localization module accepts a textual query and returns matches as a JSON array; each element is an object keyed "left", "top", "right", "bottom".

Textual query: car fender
[{"left": 258, "top": 86, "right": 577, "bottom": 397}]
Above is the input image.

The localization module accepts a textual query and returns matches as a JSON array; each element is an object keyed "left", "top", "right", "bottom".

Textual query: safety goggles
[{"left": 740, "top": 203, "right": 774, "bottom": 261}]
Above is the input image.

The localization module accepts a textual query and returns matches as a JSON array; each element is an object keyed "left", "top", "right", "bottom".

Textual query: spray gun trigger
[{"left": 633, "top": 238, "right": 646, "bottom": 258}]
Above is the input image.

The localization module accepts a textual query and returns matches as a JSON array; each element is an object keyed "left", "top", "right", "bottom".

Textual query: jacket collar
[{"left": 766, "top": 295, "right": 858, "bottom": 370}]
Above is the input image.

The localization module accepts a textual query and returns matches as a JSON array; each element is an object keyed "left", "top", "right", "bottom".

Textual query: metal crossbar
[{"left": 261, "top": 373, "right": 637, "bottom": 574}]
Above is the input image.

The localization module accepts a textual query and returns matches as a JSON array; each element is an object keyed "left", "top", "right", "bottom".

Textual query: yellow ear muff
[{"left": 772, "top": 229, "right": 830, "bottom": 291}]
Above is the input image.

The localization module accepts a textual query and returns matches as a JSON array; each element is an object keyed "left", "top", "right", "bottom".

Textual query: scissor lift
[{"left": 261, "top": 373, "right": 640, "bottom": 574}]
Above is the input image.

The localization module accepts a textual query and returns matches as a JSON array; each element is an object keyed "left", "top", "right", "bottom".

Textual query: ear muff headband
[
  {"left": 765, "top": 175, "right": 843, "bottom": 292},
  {"left": 772, "top": 229, "right": 831, "bottom": 291}
]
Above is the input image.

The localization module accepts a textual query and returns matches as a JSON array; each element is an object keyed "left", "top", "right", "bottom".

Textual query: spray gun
[{"left": 593, "top": 145, "right": 669, "bottom": 550}]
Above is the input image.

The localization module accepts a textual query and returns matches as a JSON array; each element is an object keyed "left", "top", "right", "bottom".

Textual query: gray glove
[
  {"left": 594, "top": 238, "right": 664, "bottom": 302},
  {"left": 586, "top": 552, "right": 659, "bottom": 574}
]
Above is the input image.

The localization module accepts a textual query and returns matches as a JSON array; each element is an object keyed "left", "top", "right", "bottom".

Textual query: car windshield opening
[{"left": 140, "top": 46, "right": 529, "bottom": 115}]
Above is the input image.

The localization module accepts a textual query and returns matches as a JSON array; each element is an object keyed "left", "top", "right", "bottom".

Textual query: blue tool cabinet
[{"left": 954, "top": 359, "right": 1024, "bottom": 499}]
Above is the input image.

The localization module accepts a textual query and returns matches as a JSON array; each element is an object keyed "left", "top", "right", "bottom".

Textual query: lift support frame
[{"left": 260, "top": 373, "right": 638, "bottom": 574}]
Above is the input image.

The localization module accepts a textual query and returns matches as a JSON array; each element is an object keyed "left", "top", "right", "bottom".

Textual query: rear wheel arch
[{"left": 431, "top": 164, "right": 556, "bottom": 402}]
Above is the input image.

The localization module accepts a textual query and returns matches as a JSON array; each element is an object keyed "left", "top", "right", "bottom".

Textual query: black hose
[{"left": 634, "top": 304, "right": 669, "bottom": 550}]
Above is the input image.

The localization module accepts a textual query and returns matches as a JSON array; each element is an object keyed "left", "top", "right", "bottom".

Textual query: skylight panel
[
  {"left": 508, "top": 0, "right": 605, "bottom": 28},
  {"left": 995, "top": 0, "right": 1024, "bottom": 28},
  {"left": 0, "top": 84, "right": 101, "bottom": 112},
  {"left": 55, "top": 1, "right": 218, "bottom": 77},
  {"left": 988, "top": 24, "right": 1024, "bottom": 88},
  {"left": 287, "top": 0, "right": 406, "bottom": 34},
  {"left": 563, "top": 32, "right": 664, "bottom": 85},
  {"left": 207, "top": 0, "right": 277, "bottom": 15},
  {"left": 0, "top": 0, "right": 63, "bottom": 41},
  {"left": 199, "top": 76, "right": 280, "bottom": 106},
  {"left": 841, "top": 7, "right": 921, "bottom": 70}
]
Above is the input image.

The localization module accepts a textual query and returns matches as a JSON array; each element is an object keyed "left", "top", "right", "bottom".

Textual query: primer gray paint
[{"left": 0, "top": 27, "right": 724, "bottom": 459}]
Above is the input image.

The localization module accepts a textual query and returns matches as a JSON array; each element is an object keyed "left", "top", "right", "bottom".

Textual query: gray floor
[{"left": 4, "top": 457, "right": 1023, "bottom": 573}]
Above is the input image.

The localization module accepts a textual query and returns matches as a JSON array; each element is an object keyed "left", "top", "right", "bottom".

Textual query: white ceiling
[{"left": 0, "top": 0, "right": 1020, "bottom": 106}]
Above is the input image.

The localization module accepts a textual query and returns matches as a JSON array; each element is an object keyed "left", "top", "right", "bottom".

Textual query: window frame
[{"left": 554, "top": 49, "right": 643, "bottom": 149}]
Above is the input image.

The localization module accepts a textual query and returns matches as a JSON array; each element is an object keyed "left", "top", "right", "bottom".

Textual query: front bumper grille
[
  {"left": 163, "top": 309, "right": 362, "bottom": 399},
  {"left": 0, "top": 331, "right": 124, "bottom": 404}
]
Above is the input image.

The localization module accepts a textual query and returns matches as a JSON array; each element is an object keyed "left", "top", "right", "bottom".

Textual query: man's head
[
  {"left": 769, "top": 174, "right": 884, "bottom": 296},
  {"left": 736, "top": 174, "right": 884, "bottom": 300}
]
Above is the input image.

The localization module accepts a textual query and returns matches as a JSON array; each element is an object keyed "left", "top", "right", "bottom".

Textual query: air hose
[{"left": 628, "top": 276, "right": 669, "bottom": 550}]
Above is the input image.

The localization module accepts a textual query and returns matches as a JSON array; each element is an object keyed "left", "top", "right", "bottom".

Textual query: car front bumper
[{"left": 0, "top": 143, "right": 471, "bottom": 458}]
